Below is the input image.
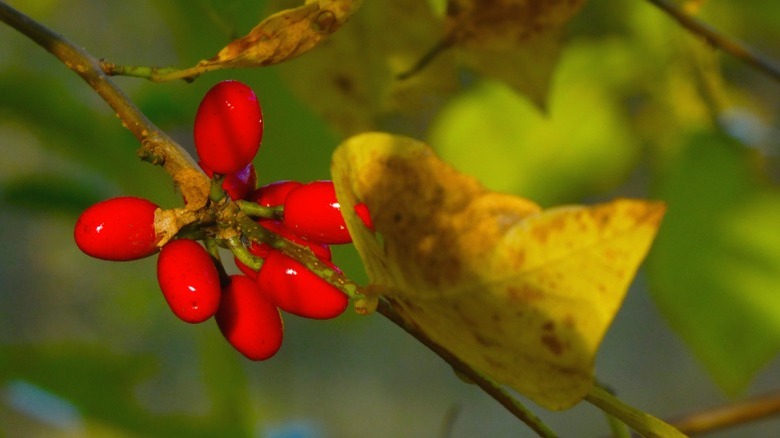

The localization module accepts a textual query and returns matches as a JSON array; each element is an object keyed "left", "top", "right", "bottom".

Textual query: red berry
[
  {"left": 257, "top": 250, "right": 348, "bottom": 320},
  {"left": 248, "top": 180, "right": 302, "bottom": 207},
  {"left": 234, "top": 220, "right": 332, "bottom": 278},
  {"left": 194, "top": 80, "right": 263, "bottom": 174},
  {"left": 216, "top": 275, "right": 284, "bottom": 360},
  {"left": 200, "top": 161, "right": 257, "bottom": 200},
  {"left": 156, "top": 239, "right": 221, "bottom": 324},
  {"left": 283, "top": 181, "right": 352, "bottom": 244},
  {"left": 354, "top": 202, "right": 374, "bottom": 231},
  {"left": 74, "top": 196, "right": 160, "bottom": 261}
]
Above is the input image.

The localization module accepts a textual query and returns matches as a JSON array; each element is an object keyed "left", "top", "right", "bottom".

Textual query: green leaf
[
  {"left": 648, "top": 131, "right": 780, "bottom": 394},
  {"left": 428, "top": 40, "right": 641, "bottom": 205}
]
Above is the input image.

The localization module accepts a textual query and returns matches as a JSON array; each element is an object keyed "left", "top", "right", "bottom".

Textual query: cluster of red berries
[{"left": 73, "top": 80, "right": 372, "bottom": 361}]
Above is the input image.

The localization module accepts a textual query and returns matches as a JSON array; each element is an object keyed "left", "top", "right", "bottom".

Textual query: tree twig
[
  {"left": 644, "top": 0, "right": 780, "bottom": 83},
  {"left": 0, "top": 2, "right": 209, "bottom": 203},
  {"left": 377, "top": 297, "right": 559, "bottom": 438},
  {"left": 669, "top": 389, "right": 780, "bottom": 436}
]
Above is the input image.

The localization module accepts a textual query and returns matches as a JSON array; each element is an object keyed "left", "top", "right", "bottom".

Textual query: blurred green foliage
[
  {"left": 2, "top": 0, "right": 780, "bottom": 437},
  {"left": 649, "top": 131, "right": 780, "bottom": 395}
]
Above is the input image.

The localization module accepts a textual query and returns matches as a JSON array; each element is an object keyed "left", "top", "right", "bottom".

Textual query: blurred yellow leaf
[
  {"left": 444, "top": 0, "right": 587, "bottom": 48},
  {"left": 185, "top": 0, "right": 362, "bottom": 75},
  {"left": 443, "top": 0, "right": 587, "bottom": 106},
  {"left": 332, "top": 132, "right": 664, "bottom": 409},
  {"left": 276, "top": 0, "right": 459, "bottom": 136}
]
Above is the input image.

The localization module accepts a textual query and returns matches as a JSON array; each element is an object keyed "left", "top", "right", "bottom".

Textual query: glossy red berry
[
  {"left": 354, "top": 202, "right": 374, "bottom": 231},
  {"left": 283, "top": 181, "right": 352, "bottom": 244},
  {"left": 194, "top": 80, "right": 263, "bottom": 174},
  {"left": 216, "top": 275, "right": 284, "bottom": 360},
  {"left": 156, "top": 239, "right": 221, "bottom": 324},
  {"left": 248, "top": 180, "right": 302, "bottom": 207},
  {"left": 74, "top": 196, "right": 160, "bottom": 261},
  {"left": 257, "top": 250, "right": 348, "bottom": 320},
  {"left": 200, "top": 161, "right": 257, "bottom": 200}
]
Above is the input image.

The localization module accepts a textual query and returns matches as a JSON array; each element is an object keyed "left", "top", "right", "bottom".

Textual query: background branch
[
  {"left": 644, "top": 0, "right": 780, "bottom": 83},
  {"left": 669, "top": 389, "right": 780, "bottom": 435},
  {"left": 0, "top": 1, "right": 209, "bottom": 204}
]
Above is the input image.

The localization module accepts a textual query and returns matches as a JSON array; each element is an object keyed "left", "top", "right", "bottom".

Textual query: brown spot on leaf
[
  {"left": 541, "top": 334, "right": 564, "bottom": 356},
  {"left": 474, "top": 332, "right": 499, "bottom": 347},
  {"left": 334, "top": 74, "right": 354, "bottom": 95},
  {"left": 507, "top": 285, "right": 544, "bottom": 302}
]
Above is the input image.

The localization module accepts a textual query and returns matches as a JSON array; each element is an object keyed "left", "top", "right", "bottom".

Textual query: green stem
[
  {"left": 100, "top": 61, "right": 202, "bottom": 83},
  {"left": 235, "top": 200, "right": 283, "bottom": 220},
  {"left": 99, "top": 60, "right": 231, "bottom": 83},
  {"left": 599, "top": 383, "right": 633, "bottom": 438},
  {"left": 225, "top": 234, "right": 263, "bottom": 272},
  {"left": 233, "top": 212, "right": 277, "bottom": 243},
  {"left": 204, "top": 237, "right": 231, "bottom": 286},
  {"left": 397, "top": 37, "right": 454, "bottom": 80},
  {"left": 209, "top": 175, "right": 227, "bottom": 203},
  {"left": 0, "top": 3, "right": 209, "bottom": 196},
  {"left": 585, "top": 384, "right": 688, "bottom": 438},
  {"left": 233, "top": 212, "right": 364, "bottom": 299}
]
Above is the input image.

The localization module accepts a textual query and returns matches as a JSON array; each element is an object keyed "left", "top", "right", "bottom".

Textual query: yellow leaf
[
  {"left": 444, "top": 0, "right": 587, "bottom": 48},
  {"left": 332, "top": 132, "right": 665, "bottom": 410},
  {"left": 444, "top": 0, "right": 588, "bottom": 106},
  {"left": 455, "top": 33, "right": 563, "bottom": 109},
  {"left": 199, "top": 0, "right": 362, "bottom": 70}
]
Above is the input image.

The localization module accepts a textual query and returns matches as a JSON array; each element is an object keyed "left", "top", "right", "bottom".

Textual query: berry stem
[
  {"left": 233, "top": 211, "right": 277, "bottom": 244},
  {"left": 204, "top": 237, "right": 231, "bottom": 286},
  {"left": 233, "top": 212, "right": 365, "bottom": 300},
  {"left": 225, "top": 234, "right": 263, "bottom": 272},
  {"left": 236, "top": 200, "right": 283, "bottom": 220},
  {"left": 209, "top": 174, "right": 227, "bottom": 203}
]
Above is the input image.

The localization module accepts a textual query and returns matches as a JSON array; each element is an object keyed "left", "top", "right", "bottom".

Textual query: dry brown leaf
[
  {"left": 444, "top": 0, "right": 587, "bottom": 48},
  {"left": 442, "top": 0, "right": 587, "bottom": 106},
  {"left": 198, "top": 0, "right": 362, "bottom": 69}
]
